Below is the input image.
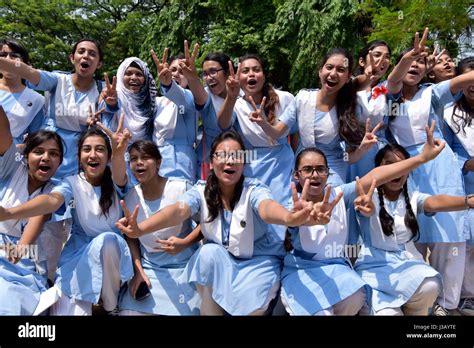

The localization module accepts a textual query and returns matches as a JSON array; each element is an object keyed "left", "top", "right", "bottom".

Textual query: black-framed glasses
[
  {"left": 0, "top": 51, "right": 22, "bottom": 59},
  {"left": 298, "top": 165, "right": 329, "bottom": 176},
  {"left": 201, "top": 68, "right": 223, "bottom": 79}
]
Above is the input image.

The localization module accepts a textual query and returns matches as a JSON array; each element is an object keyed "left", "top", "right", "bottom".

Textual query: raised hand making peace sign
[
  {"left": 96, "top": 112, "right": 131, "bottom": 157},
  {"left": 406, "top": 27, "right": 429, "bottom": 62},
  {"left": 354, "top": 177, "right": 376, "bottom": 217},
  {"left": 291, "top": 181, "right": 336, "bottom": 225},
  {"left": 100, "top": 73, "right": 118, "bottom": 107},
  {"left": 248, "top": 95, "right": 268, "bottom": 124},
  {"left": 86, "top": 105, "right": 106, "bottom": 127},
  {"left": 225, "top": 60, "right": 241, "bottom": 99},
  {"left": 177, "top": 40, "right": 200, "bottom": 80},
  {"left": 365, "top": 51, "right": 387, "bottom": 83},
  {"left": 358, "top": 119, "right": 384, "bottom": 153},
  {"left": 310, "top": 185, "right": 344, "bottom": 225},
  {"left": 426, "top": 46, "right": 446, "bottom": 73},
  {"left": 116, "top": 200, "right": 142, "bottom": 238},
  {"left": 151, "top": 47, "right": 172, "bottom": 86},
  {"left": 420, "top": 120, "right": 445, "bottom": 163}
]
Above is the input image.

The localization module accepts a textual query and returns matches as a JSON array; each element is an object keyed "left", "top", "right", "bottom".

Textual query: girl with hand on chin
[
  {"left": 281, "top": 121, "right": 446, "bottom": 316},
  {"left": 387, "top": 28, "right": 474, "bottom": 315},
  {"left": 0, "top": 113, "right": 133, "bottom": 315},
  {"left": 117, "top": 130, "right": 322, "bottom": 316},
  {"left": 0, "top": 106, "right": 63, "bottom": 315},
  {"left": 118, "top": 140, "right": 200, "bottom": 315},
  {"left": 0, "top": 38, "right": 118, "bottom": 179}
]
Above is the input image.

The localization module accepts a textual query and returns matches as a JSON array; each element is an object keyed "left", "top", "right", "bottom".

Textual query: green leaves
[{"left": 0, "top": 0, "right": 471, "bottom": 92}]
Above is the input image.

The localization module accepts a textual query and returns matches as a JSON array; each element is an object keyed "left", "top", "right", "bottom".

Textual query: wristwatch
[{"left": 466, "top": 194, "right": 474, "bottom": 209}]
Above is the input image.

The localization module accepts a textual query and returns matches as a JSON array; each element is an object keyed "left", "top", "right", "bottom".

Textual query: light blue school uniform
[
  {"left": 387, "top": 81, "right": 465, "bottom": 243},
  {"left": 0, "top": 143, "right": 51, "bottom": 314},
  {"left": 443, "top": 103, "right": 474, "bottom": 244},
  {"left": 51, "top": 173, "right": 133, "bottom": 304},
  {"left": 227, "top": 91, "right": 295, "bottom": 257},
  {"left": 27, "top": 71, "right": 117, "bottom": 179},
  {"left": 119, "top": 179, "right": 200, "bottom": 315},
  {"left": 0, "top": 88, "right": 44, "bottom": 145},
  {"left": 348, "top": 81, "right": 390, "bottom": 180},
  {"left": 229, "top": 90, "right": 295, "bottom": 206},
  {"left": 347, "top": 81, "right": 391, "bottom": 248},
  {"left": 281, "top": 89, "right": 348, "bottom": 186},
  {"left": 180, "top": 178, "right": 284, "bottom": 315},
  {"left": 195, "top": 88, "right": 225, "bottom": 181},
  {"left": 155, "top": 81, "right": 198, "bottom": 183},
  {"left": 354, "top": 191, "right": 441, "bottom": 313},
  {"left": 281, "top": 182, "right": 369, "bottom": 315}
]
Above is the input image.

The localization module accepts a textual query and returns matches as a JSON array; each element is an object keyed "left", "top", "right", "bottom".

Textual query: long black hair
[
  {"left": 354, "top": 40, "right": 391, "bottom": 76},
  {"left": 239, "top": 54, "right": 280, "bottom": 125},
  {"left": 204, "top": 130, "right": 245, "bottom": 223},
  {"left": 450, "top": 57, "right": 474, "bottom": 135},
  {"left": 320, "top": 48, "right": 364, "bottom": 147},
  {"left": 374, "top": 144, "right": 419, "bottom": 241},
  {"left": 77, "top": 127, "right": 114, "bottom": 217}
]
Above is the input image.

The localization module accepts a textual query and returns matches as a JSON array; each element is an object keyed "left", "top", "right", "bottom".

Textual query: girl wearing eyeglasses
[
  {"left": 160, "top": 45, "right": 235, "bottom": 181},
  {"left": 117, "top": 130, "right": 324, "bottom": 315},
  {"left": 0, "top": 38, "right": 44, "bottom": 145},
  {"left": 281, "top": 123, "right": 445, "bottom": 315}
]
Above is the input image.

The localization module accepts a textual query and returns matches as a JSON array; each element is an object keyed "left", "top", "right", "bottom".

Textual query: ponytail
[{"left": 262, "top": 82, "right": 279, "bottom": 125}]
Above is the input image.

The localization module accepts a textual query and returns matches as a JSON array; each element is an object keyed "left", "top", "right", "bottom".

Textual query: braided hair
[{"left": 374, "top": 144, "right": 419, "bottom": 241}]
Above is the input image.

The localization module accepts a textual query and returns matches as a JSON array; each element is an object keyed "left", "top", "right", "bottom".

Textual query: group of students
[{"left": 0, "top": 26, "right": 473, "bottom": 316}]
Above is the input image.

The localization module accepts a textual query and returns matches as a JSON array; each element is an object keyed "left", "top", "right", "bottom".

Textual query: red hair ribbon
[{"left": 372, "top": 85, "right": 388, "bottom": 99}]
